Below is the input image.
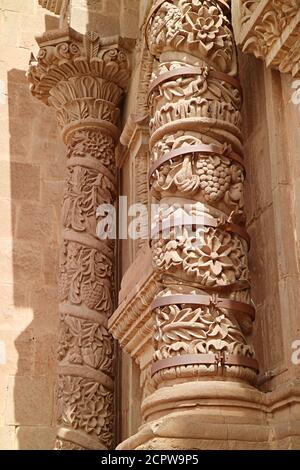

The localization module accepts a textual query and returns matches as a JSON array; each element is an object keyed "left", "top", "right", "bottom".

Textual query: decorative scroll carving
[
  {"left": 28, "top": 29, "right": 130, "bottom": 106},
  {"left": 58, "top": 314, "right": 114, "bottom": 373},
  {"left": 146, "top": 0, "right": 257, "bottom": 397},
  {"left": 28, "top": 29, "right": 130, "bottom": 450},
  {"left": 152, "top": 285, "right": 257, "bottom": 385},
  {"left": 58, "top": 240, "right": 114, "bottom": 312},
  {"left": 237, "top": 0, "right": 300, "bottom": 78}
]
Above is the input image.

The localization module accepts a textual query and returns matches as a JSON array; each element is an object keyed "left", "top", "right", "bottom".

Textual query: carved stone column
[
  {"left": 28, "top": 28, "right": 130, "bottom": 450},
  {"left": 117, "top": 0, "right": 268, "bottom": 450},
  {"left": 147, "top": 0, "right": 258, "bottom": 383}
]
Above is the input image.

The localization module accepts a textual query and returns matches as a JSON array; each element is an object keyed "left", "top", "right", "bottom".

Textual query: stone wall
[
  {"left": 240, "top": 52, "right": 300, "bottom": 392},
  {"left": 0, "top": 0, "right": 65, "bottom": 449},
  {"left": 0, "top": 0, "right": 299, "bottom": 450}
]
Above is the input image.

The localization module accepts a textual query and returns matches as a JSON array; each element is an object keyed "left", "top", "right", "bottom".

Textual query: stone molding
[
  {"left": 236, "top": 0, "right": 300, "bottom": 78},
  {"left": 109, "top": 247, "right": 156, "bottom": 361},
  {"left": 108, "top": 246, "right": 157, "bottom": 402}
]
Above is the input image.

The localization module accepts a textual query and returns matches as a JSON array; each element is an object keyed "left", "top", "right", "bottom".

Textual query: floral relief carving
[
  {"left": 58, "top": 314, "right": 114, "bottom": 374},
  {"left": 151, "top": 153, "right": 244, "bottom": 214},
  {"left": 154, "top": 302, "right": 255, "bottom": 360},
  {"left": 28, "top": 29, "right": 131, "bottom": 449},
  {"left": 67, "top": 130, "right": 115, "bottom": 166},
  {"left": 59, "top": 241, "right": 114, "bottom": 314},
  {"left": 241, "top": 0, "right": 260, "bottom": 26},
  {"left": 56, "top": 375, "right": 114, "bottom": 448},
  {"left": 28, "top": 32, "right": 131, "bottom": 104},
  {"left": 149, "top": 94, "right": 241, "bottom": 134},
  {"left": 147, "top": 0, "right": 236, "bottom": 73},
  {"left": 50, "top": 77, "right": 122, "bottom": 130},
  {"left": 63, "top": 166, "right": 115, "bottom": 232},
  {"left": 145, "top": 0, "right": 257, "bottom": 393},
  {"left": 152, "top": 227, "right": 249, "bottom": 286},
  {"left": 150, "top": 65, "right": 242, "bottom": 111}
]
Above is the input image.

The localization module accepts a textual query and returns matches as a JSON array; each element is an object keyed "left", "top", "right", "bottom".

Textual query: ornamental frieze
[{"left": 236, "top": 0, "right": 300, "bottom": 77}]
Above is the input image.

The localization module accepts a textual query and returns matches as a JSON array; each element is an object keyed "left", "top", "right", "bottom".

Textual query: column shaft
[
  {"left": 28, "top": 30, "right": 130, "bottom": 449},
  {"left": 145, "top": 0, "right": 258, "bottom": 432}
]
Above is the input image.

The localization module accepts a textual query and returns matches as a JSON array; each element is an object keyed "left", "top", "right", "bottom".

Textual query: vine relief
[
  {"left": 146, "top": 0, "right": 257, "bottom": 391},
  {"left": 28, "top": 29, "right": 131, "bottom": 450}
]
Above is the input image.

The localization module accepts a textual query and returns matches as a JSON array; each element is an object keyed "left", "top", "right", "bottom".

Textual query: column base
[{"left": 117, "top": 381, "right": 270, "bottom": 450}]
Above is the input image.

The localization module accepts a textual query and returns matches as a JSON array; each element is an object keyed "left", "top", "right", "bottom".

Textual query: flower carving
[
  {"left": 192, "top": 233, "right": 233, "bottom": 276},
  {"left": 56, "top": 376, "right": 113, "bottom": 448},
  {"left": 181, "top": 4, "right": 227, "bottom": 53},
  {"left": 153, "top": 227, "right": 249, "bottom": 286},
  {"left": 184, "top": 229, "right": 248, "bottom": 285}
]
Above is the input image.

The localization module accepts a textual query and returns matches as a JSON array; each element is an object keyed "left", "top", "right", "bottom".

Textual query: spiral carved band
[
  {"left": 148, "top": 143, "right": 245, "bottom": 179},
  {"left": 151, "top": 294, "right": 255, "bottom": 320},
  {"left": 148, "top": 66, "right": 242, "bottom": 98},
  {"left": 151, "top": 352, "right": 259, "bottom": 376},
  {"left": 151, "top": 215, "right": 251, "bottom": 247}
]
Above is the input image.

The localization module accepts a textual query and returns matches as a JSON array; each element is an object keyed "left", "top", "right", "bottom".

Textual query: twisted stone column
[
  {"left": 120, "top": 0, "right": 260, "bottom": 449},
  {"left": 28, "top": 29, "right": 130, "bottom": 450}
]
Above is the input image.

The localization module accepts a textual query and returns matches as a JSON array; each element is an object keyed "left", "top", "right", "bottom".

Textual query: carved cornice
[
  {"left": 237, "top": 0, "right": 300, "bottom": 78},
  {"left": 119, "top": 114, "right": 149, "bottom": 148},
  {"left": 116, "top": 33, "right": 152, "bottom": 167}
]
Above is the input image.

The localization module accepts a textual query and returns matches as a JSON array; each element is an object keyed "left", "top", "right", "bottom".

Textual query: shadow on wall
[
  {"left": 5, "top": 10, "right": 66, "bottom": 449},
  {"left": 8, "top": 54, "right": 66, "bottom": 449},
  {"left": 7, "top": 1, "right": 140, "bottom": 449}
]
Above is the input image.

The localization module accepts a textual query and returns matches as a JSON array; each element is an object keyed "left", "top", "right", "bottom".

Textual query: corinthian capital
[{"left": 28, "top": 29, "right": 131, "bottom": 139}]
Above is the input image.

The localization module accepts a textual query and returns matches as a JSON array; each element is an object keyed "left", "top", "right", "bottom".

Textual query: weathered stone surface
[
  {"left": 0, "top": 0, "right": 300, "bottom": 452},
  {"left": 0, "top": 426, "right": 15, "bottom": 450},
  {"left": 5, "top": 376, "right": 53, "bottom": 426},
  {"left": 15, "top": 203, "right": 56, "bottom": 243},
  {"left": 0, "top": 0, "right": 64, "bottom": 449},
  {"left": 16, "top": 426, "right": 55, "bottom": 450}
]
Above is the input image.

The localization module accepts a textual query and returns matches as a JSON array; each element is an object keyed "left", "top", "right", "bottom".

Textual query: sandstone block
[
  {"left": 15, "top": 426, "right": 55, "bottom": 450},
  {"left": 5, "top": 375, "right": 53, "bottom": 426},
  {"left": 16, "top": 202, "right": 56, "bottom": 243}
]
